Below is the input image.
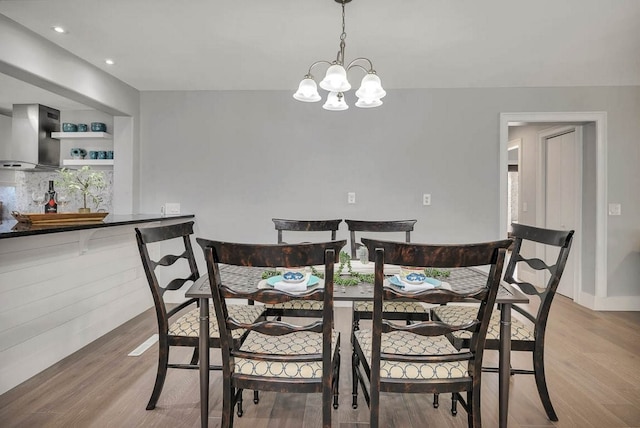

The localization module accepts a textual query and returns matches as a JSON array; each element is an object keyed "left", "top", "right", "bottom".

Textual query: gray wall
[{"left": 140, "top": 86, "right": 640, "bottom": 299}]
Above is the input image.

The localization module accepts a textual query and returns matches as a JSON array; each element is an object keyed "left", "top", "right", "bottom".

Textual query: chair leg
[
  {"left": 405, "top": 313, "right": 413, "bottom": 326},
  {"left": 370, "top": 384, "right": 380, "bottom": 428},
  {"left": 323, "top": 371, "right": 332, "bottom": 428},
  {"left": 190, "top": 346, "right": 199, "bottom": 365},
  {"left": 351, "top": 351, "right": 359, "bottom": 409},
  {"left": 433, "top": 393, "right": 439, "bottom": 408},
  {"left": 237, "top": 389, "right": 243, "bottom": 417},
  {"left": 451, "top": 393, "right": 458, "bottom": 416},
  {"left": 534, "top": 347, "right": 559, "bottom": 421},
  {"left": 253, "top": 390, "right": 259, "bottom": 404},
  {"left": 146, "top": 341, "right": 169, "bottom": 410},
  {"left": 222, "top": 383, "right": 234, "bottom": 428},
  {"left": 333, "top": 351, "right": 340, "bottom": 409},
  {"left": 353, "top": 310, "right": 360, "bottom": 332},
  {"left": 470, "top": 385, "right": 481, "bottom": 428}
]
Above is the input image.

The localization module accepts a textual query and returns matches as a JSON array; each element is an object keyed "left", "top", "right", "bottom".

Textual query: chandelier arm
[{"left": 346, "top": 57, "right": 375, "bottom": 73}]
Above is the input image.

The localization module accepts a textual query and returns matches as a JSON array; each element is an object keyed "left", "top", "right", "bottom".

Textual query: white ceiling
[{"left": 1, "top": 0, "right": 639, "bottom": 112}]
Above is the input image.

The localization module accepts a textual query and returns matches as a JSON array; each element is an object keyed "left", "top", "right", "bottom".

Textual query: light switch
[
  {"left": 162, "top": 203, "right": 181, "bottom": 216},
  {"left": 608, "top": 203, "right": 621, "bottom": 216},
  {"left": 347, "top": 192, "right": 356, "bottom": 204}
]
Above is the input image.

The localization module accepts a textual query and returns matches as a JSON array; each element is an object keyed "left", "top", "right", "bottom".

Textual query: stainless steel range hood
[{"left": 0, "top": 104, "right": 61, "bottom": 170}]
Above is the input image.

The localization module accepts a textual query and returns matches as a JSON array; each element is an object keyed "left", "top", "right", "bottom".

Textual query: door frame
[
  {"left": 499, "top": 112, "right": 608, "bottom": 307},
  {"left": 507, "top": 137, "right": 522, "bottom": 229},
  {"left": 537, "top": 125, "right": 583, "bottom": 300}
]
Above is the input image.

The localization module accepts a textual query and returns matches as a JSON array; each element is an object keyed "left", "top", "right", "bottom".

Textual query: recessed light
[
  {"left": 105, "top": 59, "right": 115, "bottom": 65},
  {"left": 52, "top": 26, "right": 66, "bottom": 34}
]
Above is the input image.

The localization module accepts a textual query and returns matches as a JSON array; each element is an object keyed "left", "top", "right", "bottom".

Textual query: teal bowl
[
  {"left": 62, "top": 123, "right": 77, "bottom": 132},
  {"left": 91, "top": 122, "right": 107, "bottom": 132}
]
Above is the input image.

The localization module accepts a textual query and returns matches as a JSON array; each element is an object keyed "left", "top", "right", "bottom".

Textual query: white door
[{"left": 543, "top": 130, "right": 578, "bottom": 298}]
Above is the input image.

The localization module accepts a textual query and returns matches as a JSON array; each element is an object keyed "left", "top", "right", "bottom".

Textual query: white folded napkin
[
  {"left": 274, "top": 274, "right": 310, "bottom": 292},
  {"left": 393, "top": 275, "right": 437, "bottom": 292}
]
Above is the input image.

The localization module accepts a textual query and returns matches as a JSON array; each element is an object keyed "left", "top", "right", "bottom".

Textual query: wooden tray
[{"left": 12, "top": 211, "right": 108, "bottom": 225}]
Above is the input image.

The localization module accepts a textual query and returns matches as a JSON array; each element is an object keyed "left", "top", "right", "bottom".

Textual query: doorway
[{"left": 499, "top": 112, "right": 608, "bottom": 309}]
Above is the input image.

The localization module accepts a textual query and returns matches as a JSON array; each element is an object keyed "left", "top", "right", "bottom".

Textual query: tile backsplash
[{"left": 1, "top": 170, "right": 113, "bottom": 219}]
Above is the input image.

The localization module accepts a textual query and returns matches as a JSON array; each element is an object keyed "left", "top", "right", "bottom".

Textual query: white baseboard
[{"left": 578, "top": 292, "right": 640, "bottom": 311}]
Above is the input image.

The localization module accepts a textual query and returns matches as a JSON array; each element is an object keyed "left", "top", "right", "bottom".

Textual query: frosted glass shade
[
  {"left": 293, "top": 78, "right": 321, "bottom": 102},
  {"left": 319, "top": 65, "right": 351, "bottom": 92},
  {"left": 322, "top": 92, "right": 349, "bottom": 111},
  {"left": 355, "top": 73, "right": 386, "bottom": 101},
  {"left": 355, "top": 98, "right": 383, "bottom": 108}
]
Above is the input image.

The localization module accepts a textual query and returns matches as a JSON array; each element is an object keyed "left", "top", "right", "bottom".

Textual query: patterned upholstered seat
[
  {"left": 353, "top": 300, "right": 428, "bottom": 316},
  {"left": 431, "top": 305, "right": 535, "bottom": 342},
  {"left": 354, "top": 330, "right": 468, "bottom": 380},
  {"left": 265, "top": 300, "right": 323, "bottom": 311},
  {"left": 169, "top": 305, "right": 267, "bottom": 339},
  {"left": 235, "top": 330, "right": 340, "bottom": 378}
]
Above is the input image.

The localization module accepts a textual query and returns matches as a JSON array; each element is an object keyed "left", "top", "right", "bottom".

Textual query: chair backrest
[
  {"left": 197, "top": 238, "right": 346, "bottom": 370},
  {"left": 135, "top": 221, "right": 200, "bottom": 331},
  {"left": 272, "top": 218, "right": 342, "bottom": 244},
  {"left": 361, "top": 237, "right": 511, "bottom": 393},
  {"left": 345, "top": 219, "right": 417, "bottom": 259},
  {"left": 503, "top": 223, "right": 574, "bottom": 334}
]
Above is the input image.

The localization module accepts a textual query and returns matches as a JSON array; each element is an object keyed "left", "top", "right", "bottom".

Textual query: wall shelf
[
  {"left": 62, "top": 159, "right": 114, "bottom": 167},
  {"left": 52, "top": 132, "right": 112, "bottom": 139}
]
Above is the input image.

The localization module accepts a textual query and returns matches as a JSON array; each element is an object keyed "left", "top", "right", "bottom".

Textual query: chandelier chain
[
  {"left": 341, "top": 1, "right": 346, "bottom": 40},
  {"left": 337, "top": 0, "right": 347, "bottom": 65}
]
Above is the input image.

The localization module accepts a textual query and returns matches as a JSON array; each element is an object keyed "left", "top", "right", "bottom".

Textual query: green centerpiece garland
[{"left": 261, "top": 251, "right": 450, "bottom": 286}]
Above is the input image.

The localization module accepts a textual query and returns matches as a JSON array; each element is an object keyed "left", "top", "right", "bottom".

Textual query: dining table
[{"left": 185, "top": 261, "right": 528, "bottom": 428}]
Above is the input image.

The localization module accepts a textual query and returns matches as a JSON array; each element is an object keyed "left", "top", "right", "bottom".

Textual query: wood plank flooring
[{"left": 1, "top": 297, "right": 639, "bottom": 427}]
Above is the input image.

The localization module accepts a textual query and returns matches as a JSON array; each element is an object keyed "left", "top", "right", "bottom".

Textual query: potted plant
[{"left": 56, "top": 166, "right": 106, "bottom": 213}]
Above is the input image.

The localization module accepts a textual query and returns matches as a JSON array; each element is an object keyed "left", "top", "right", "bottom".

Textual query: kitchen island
[{"left": 0, "top": 213, "right": 195, "bottom": 395}]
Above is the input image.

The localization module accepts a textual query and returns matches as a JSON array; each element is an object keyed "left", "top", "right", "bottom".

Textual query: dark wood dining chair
[
  {"left": 345, "top": 219, "right": 417, "bottom": 259},
  {"left": 344, "top": 219, "right": 428, "bottom": 331},
  {"left": 135, "top": 222, "right": 265, "bottom": 410},
  {"left": 273, "top": 218, "right": 342, "bottom": 244},
  {"left": 267, "top": 218, "right": 343, "bottom": 318},
  {"left": 197, "top": 238, "right": 345, "bottom": 428},
  {"left": 351, "top": 238, "right": 511, "bottom": 428},
  {"left": 431, "top": 223, "right": 574, "bottom": 421}
]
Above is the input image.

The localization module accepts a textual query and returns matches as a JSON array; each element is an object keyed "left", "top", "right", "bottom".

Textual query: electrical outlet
[
  {"left": 608, "top": 203, "right": 621, "bottom": 216},
  {"left": 422, "top": 193, "right": 431, "bottom": 206},
  {"left": 162, "top": 203, "right": 181, "bottom": 216},
  {"left": 347, "top": 192, "right": 356, "bottom": 204}
]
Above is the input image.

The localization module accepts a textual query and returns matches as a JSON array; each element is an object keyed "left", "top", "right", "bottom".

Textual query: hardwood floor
[{"left": 1, "top": 297, "right": 639, "bottom": 427}]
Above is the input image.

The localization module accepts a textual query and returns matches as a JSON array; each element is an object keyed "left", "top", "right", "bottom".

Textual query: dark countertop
[{"left": 0, "top": 213, "right": 195, "bottom": 239}]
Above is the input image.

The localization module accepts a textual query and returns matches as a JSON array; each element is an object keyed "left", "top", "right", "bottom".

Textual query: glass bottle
[
  {"left": 44, "top": 180, "right": 58, "bottom": 214},
  {"left": 359, "top": 244, "right": 369, "bottom": 264}
]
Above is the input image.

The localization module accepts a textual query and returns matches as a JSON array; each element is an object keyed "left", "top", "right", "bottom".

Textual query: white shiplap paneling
[{"left": 0, "top": 223, "right": 156, "bottom": 395}]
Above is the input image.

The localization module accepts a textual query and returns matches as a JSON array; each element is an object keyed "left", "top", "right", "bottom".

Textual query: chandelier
[{"left": 293, "top": 0, "right": 386, "bottom": 111}]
